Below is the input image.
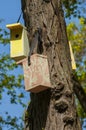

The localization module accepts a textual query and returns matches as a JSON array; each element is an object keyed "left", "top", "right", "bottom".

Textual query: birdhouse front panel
[
  {"left": 6, "top": 23, "right": 29, "bottom": 62},
  {"left": 19, "top": 54, "right": 51, "bottom": 93},
  {"left": 10, "top": 28, "right": 23, "bottom": 58}
]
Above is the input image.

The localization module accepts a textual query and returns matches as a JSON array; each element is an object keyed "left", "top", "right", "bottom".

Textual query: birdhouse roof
[{"left": 6, "top": 23, "right": 26, "bottom": 30}]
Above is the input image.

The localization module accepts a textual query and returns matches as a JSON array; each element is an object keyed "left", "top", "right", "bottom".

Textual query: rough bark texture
[{"left": 21, "top": 0, "right": 81, "bottom": 130}]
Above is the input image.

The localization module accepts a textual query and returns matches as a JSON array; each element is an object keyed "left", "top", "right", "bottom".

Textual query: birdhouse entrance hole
[{"left": 15, "top": 34, "right": 19, "bottom": 38}]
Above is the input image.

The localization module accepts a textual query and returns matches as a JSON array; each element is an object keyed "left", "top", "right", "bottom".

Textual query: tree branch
[{"left": 73, "top": 75, "right": 86, "bottom": 113}]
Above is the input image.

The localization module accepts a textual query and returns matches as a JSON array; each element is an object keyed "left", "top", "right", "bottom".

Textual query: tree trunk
[{"left": 21, "top": 0, "right": 81, "bottom": 130}]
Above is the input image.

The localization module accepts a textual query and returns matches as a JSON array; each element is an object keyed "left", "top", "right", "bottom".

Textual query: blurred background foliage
[
  {"left": 67, "top": 17, "right": 86, "bottom": 128},
  {"left": 0, "top": 20, "right": 26, "bottom": 129}
]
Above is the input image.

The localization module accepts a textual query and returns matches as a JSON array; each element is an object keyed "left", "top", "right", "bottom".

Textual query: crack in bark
[
  {"left": 63, "top": 116, "right": 74, "bottom": 125},
  {"left": 55, "top": 100, "right": 68, "bottom": 113}
]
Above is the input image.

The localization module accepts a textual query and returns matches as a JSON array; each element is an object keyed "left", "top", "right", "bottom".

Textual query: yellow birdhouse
[
  {"left": 6, "top": 23, "right": 29, "bottom": 61},
  {"left": 68, "top": 41, "right": 76, "bottom": 70}
]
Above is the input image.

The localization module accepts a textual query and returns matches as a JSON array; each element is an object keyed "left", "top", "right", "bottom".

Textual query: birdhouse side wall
[
  {"left": 22, "top": 29, "right": 30, "bottom": 57},
  {"left": 68, "top": 42, "right": 76, "bottom": 70}
]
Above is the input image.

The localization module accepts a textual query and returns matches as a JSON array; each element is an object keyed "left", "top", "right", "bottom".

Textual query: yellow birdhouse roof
[{"left": 6, "top": 23, "right": 25, "bottom": 30}]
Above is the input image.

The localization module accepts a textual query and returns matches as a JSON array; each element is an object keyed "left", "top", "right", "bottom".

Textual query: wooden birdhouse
[
  {"left": 69, "top": 41, "right": 76, "bottom": 70},
  {"left": 6, "top": 23, "right": 29, "bottom": 61},
  {"left": 17, "top": 54, "right": 52, "bottom": 93}
]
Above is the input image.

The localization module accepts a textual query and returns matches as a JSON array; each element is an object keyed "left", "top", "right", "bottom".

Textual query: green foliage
[
  {"left": 62, "top": 0, "right": 86, "bottom": 18},
  {"left": 0, "top": 115, "right": 24, "bottom": 130},
  {"left": 67, "top": 18, "right": 86, "bottom": 121},
  {"left": 0, "top": 22, "right": 26, "bottom": 129},
  {"left": 0, "top": 20, "right": 9, "bottom": 45},
  {"left": 67, "top": 17, "right": 86, "bottom": 68}
]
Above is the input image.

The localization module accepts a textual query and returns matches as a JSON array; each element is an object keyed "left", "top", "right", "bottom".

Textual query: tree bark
[{"left": 21, "top": 0, "right": 81, "bottom": 130}]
